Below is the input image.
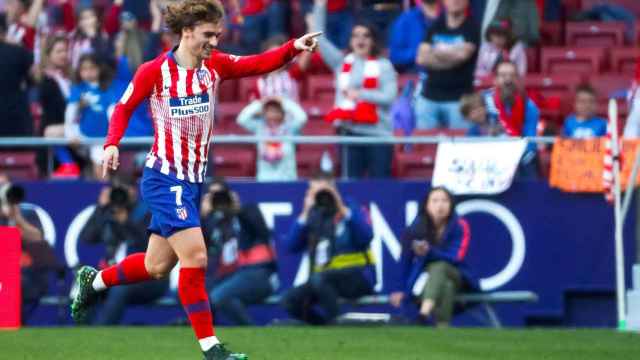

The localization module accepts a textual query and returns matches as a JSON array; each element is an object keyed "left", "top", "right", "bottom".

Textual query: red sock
[
  {"left": 178, "top": 267, "right": 214, "bottom": 340},
  {"left": 101, "top": 253, "right": 151, "bottom": 287}
]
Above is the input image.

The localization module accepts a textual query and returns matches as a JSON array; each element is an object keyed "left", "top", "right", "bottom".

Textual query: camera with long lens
[
  {"left": 108, "top": 186, "right": 130, "bottom": 209},
  {"left": 210, "top": 188, "right": 233, "bottom": 213},
  {"left": 313, "top": 189, "right": 337, "bottom": 217},
  {"left": 0, "top": 182, "right": 25, "bottom": 209}
]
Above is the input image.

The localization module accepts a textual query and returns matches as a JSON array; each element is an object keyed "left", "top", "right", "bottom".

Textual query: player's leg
[
  {"left": 167, "top": 227, "right": 247, "bottom": 359},
  {"left": 71, "top": 234, "right": 177, "bottom": 323}
]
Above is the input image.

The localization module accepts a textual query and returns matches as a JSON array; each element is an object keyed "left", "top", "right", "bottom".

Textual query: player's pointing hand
[
  {"left": 294, "top": 32, "right": 322, "bottom": 52},
  {"left": 102, "top": 145, "right": 120, "bottom": 178}
]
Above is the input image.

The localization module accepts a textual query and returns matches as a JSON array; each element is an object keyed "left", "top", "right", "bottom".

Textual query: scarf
[
  {"left": 325, "top": 54, "right": 380, "bottom": 124},
  {"left": 493, "top": 88, "right": 526, "bottom": 136}
]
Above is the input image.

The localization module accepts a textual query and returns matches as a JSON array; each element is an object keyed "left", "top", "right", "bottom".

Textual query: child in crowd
[
  {"left": 562, "top": 84, "right": 607, "bottom": 139},
  {"left": 460, "top": 92, "right": 504, "bottom": 136}
]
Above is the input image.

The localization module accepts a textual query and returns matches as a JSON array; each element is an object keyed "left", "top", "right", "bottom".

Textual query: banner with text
[
  {"left": 432, "top": 140, "right": 527, "bottom": 195},
  {"left": 550, "top": 138, "right": 640, "bottom": 193}
]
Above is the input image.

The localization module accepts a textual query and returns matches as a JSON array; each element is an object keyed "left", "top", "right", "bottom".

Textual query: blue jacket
[
  {"left": 394, "top": 213, "right": 477, "bottom": 295},
  {"left": 562, "top": 115, "right": 607, "bottom": 139},
  {"left": 389, "top": 7, "right": 439, "bottom": 72}
]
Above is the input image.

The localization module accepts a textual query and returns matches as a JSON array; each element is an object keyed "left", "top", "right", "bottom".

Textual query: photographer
[
  {"left": 78, "top": 176, "right": 168, "bottom": 325},
  {"left": 281, "top": 171, "right": 375, "bottom": 325},
  {"left": 0, "top": 173, "right": 53, "bottom": 321},
  {"left": 201, "top": 178, "right": 277, "bottom": 326}
]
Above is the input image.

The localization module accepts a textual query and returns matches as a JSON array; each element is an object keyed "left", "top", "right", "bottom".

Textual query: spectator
[
  {"left": 0, "top": 173, "right": 57, "bottom": 322},
  {"left": 5, "top": 0, "right": 44, "bottom": 50},
  {"left": 484, "top": 60, "right": 539, "bottom": 177},
  {"left": 459, "top": 92, "right": 504, "bottom": 136},
  {"left": 78, "top": 176, "right": 169, "bottom": 325},
  {"left": 249, "top": 35, "right": 312, "bottom": 102},
  {"left": 300, "top": 0, "right": 353, "bottom": 49},
  {"left": 311, "top": 0, "right": 398, "bottom": 179},
  {"left": 201, "top": 178, "right": 277, "bottom": 326},
  {"left": 358, "top": 0, "right": 403, "bottom": 45},
  {"left": 281, "top": 171, "right": 375, "bottom": 325},
  {"left": 0, "top": 13, "right": 34, "bottom": 137},
  {"left": 143, "top": 0, "right": 175, "bottom": 61},
  {"left": 389, "top": 186, "right": 475, "bottom": 327},
  {"left": 64, "top": 53, "right": 127, "bottom": 178},
  {"left": 36, "top": 34, "right": 81, "bottom": 177},
  {"left": 562, "top": 84, "right": 607, "bottom": 139},
  {"left": 415, "top": 0, "right": 480, "bottom": 130},
  {"left": 68, "top": 5, "right": 113, "bottom": 69},
  {"left": 389, "top": 0, "right": 441, "bottom": 73},
  {"left": 491, "top": 0, "right": 539, "bottom": 45},
  {"left": 237, "top": 97, "right": 308, "bottom": 182},
  {"left": 227, "top": 0, "right": 287, "bottom": 54},
  {"left": 474, "top": 18, "right": 526, "bottom": 80}
]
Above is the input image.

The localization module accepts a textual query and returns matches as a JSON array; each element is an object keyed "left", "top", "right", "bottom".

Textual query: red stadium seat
[
  {"left": 565, "top": 22, "right": 626, "bottom": 47},
  {"left": 217, "top": 79, "right": 238, "bottom": 103},
  {"left": 541, "top": 47, "right": 606, "bottom": 75},
  {"left": 526, "top": 46, "right": 540, "bottom": 73},
  {"left": 296, "top": 145, "right": 340, "bottom": 179},
  {"left": 524, "top": 73, "right": 583, "bottom": 124},
  {"left": 0, "top": 152, "right": 38, "bottom": 180},
  {"left": 208, "top": 146, "right": 255, "bottom": 178},
  {"left": 301, "top": 120, "right": 335, "bottom": 136},
  {"left": 610, "top": 47, "right": 640, "bottom": 74},
  {"left": 540, "top": 22, "right": 563, "bottom": 46},
  {"left": 588, "top": 74, "right": 630, "bottom": 100},
  {"left": 237, "top": 76, "right": 260, "bottom": 101},
  {"left": 306, "top": 74, "right": 335, "bottom": 102},
  {"left": 301, "top": 99, "right": 334, "bottom": 122},
  {"left": 215, "top": 101, "right": 247, "bottom": 126},
  {"left": 393, "top": 129, "right": 465, "bottom": 179}
]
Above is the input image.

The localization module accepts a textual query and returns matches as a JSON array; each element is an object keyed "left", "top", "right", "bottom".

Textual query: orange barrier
[{"left": 550, "top": 138, "right": 640, "bottom": 193}]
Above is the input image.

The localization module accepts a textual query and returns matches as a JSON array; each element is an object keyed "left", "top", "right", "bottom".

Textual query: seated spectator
[
  {"left": 5, "top": 0, "right": 44, "bottom": 50},
  {"left": 460, "top": 92, "right": 504, "bottom": 136},
  {"left": 484, "top": 60, "right": 539, "bottom": 177},
  {"left": 414, "top": 0, "right": 480, "bottom": 130},
  {"left": 0, "top": 173, "right": 53, "bottom": 322},
  {"left": 201, "top": 178, "right": 277, "bottom": 326},
  {"left": 311, "top": 0, "right": 398, "bottom": 179},
  {"left": 281, "top": 171, "right": 375, "bottom": 325},
  {"left": 248, "top": 35, "right": 312, "bottom": 102},
  {"left": 563, "top": 84, "right": 607, "bottom": 139},
  {"left": 78, "top": 175, "right": 169, "bottom": 325},
  {"left": 390, "top": 186, "right": 476, "bottom": 327},
  {"left": 64, "top": 53, "right": 128, "bottom": 179},
  {"left": 237, "top": 97, "right": 308, "bottom": 182},
  {"left": 389, "top": 0, "right": 441, "bottom": 73},
  {"left": 0, "top": 13, "right": 34, "bottom": 138},
  {"left": 491, "top": 0, "right": 539, "bottom": 45},
  {"left": 475, "top": 19, "right": 526, "bottom": 80}
]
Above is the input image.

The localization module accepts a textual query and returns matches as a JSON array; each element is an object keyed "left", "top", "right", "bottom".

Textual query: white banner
[{"left": 432, "top": 140, "right": 527, "bottom": 195}]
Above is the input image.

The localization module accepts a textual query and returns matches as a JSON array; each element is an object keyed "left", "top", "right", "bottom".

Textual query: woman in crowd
[
  {"left": 310, "top": 0, "right": 397, "bottom": 179},
  {"left": 390, "top": 187, "right": 476, "bottom": 327}
]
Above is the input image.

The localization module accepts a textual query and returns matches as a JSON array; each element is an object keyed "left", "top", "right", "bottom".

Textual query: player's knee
[
  {"left": 145, "top": 259, "right": 172, "bottom": 279},
  {"left": 184, "top": 249, "right": 208, "bottom": 268}
]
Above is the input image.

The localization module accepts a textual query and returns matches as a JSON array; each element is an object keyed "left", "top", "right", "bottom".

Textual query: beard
[{"left": 500, "top": 84, "right": 517, "bottom": 104}]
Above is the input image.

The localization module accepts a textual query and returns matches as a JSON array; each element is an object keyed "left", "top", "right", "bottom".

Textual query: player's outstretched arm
[{"left": 212, "top": 32, "right": 322, "bottom": 80}]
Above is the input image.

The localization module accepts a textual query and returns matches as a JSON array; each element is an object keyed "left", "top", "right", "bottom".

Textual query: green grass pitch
[{"left": 1, "top": 326, "right": 639, "bottom": 359}]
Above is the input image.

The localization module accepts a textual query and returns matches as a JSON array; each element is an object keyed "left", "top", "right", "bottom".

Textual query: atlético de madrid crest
[{"left": 176, "top": 206, "right": 188, "bottom": 220}]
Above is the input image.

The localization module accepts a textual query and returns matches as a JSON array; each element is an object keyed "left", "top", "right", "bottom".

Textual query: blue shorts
[{"left": 140, "top": 167, "right": 202, "bottom": 238}]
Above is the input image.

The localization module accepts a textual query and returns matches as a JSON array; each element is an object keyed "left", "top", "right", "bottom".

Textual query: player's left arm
[{"left": 211, "top": 32, "right": 322, "bottom": 80}]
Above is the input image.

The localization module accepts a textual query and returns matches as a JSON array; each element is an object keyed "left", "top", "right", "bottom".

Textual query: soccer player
[{"left": 69, "top": 1, "right": 321, "bottom": 359}]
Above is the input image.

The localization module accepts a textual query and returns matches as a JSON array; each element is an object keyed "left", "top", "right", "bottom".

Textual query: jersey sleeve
[
  {"left": 104, "top": 60, "right": 159, "bottom": 148},
  {"left": 209, "top": 39, "right": 301, "bottom": 80}
]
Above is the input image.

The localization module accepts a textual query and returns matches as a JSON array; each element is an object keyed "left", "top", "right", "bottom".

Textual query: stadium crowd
[{"left": 0, "top": 0, "right": 637, "bottom": 182}]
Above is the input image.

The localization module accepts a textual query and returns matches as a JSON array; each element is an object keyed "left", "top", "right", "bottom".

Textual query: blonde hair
[{"left": 165, "top": 0, "right": 225, "bottom": 35}]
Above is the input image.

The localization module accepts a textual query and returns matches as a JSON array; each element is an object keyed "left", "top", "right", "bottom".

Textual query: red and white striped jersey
[{"left": 105, "top": 40, "right": 300, "bottom": 182}]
